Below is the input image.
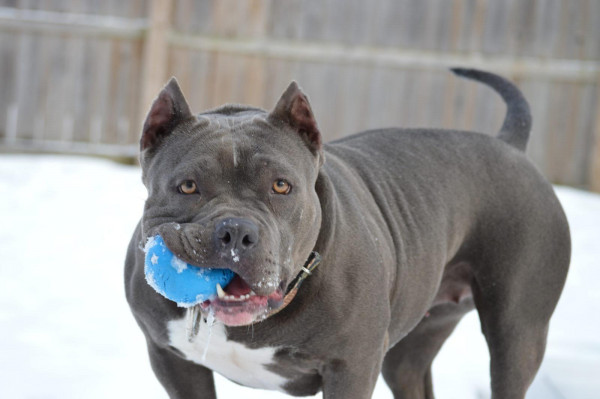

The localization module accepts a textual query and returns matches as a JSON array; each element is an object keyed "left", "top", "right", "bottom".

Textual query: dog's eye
[
  {"left": 178, "top": 180, "right": 198, "bottom": 195},
  {"left": 272, "top": 179, "right": 291, "bottom": 195}
]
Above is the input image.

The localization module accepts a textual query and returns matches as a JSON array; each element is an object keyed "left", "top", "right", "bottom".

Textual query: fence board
[
  {"left": 592, "top": 79, "right": 600, "bottom": 191},
  {"left": 512, "top": 0, "right": 537, "bottom": 57},
  {"left": 13, "top": 31, "right": 36, "bottom": 140},
  {"left": 570, "top": 83, "right": 596, "bottom": 185},
  {"left": 88, "top": 38, "right": 111, "bottom": 144},
  {"left": 0, "top": 0, "right": 599, "bottom": 191},
  {"left": 585, "top": 0, "right": 600, "bottom": 60},
  {"left": 526, "top": 79, "right": 552, "bottom": 174}
]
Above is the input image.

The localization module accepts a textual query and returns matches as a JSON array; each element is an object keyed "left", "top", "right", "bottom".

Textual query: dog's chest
[{"left": 168, "top": 316, "right": 288, "bottom": 392}]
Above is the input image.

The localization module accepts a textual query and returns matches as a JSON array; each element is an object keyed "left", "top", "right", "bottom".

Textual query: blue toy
[{"left": 144, "top": 235, "right": 235, "bottom": 307}]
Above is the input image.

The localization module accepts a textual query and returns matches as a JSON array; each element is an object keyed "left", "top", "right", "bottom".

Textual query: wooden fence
[{"left": 0, "top": 0, "right": 599, "bottom": 191}]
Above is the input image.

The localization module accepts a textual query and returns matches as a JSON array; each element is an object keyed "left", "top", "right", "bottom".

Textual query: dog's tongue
[{"left": 225, "top": 275, "right": 253, "bottom": 296}]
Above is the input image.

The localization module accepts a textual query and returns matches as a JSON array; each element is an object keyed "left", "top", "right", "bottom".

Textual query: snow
[
  {"left": 231, "top": 248, "right": 240, "bottom": 263},
  {"left": 0, "top": 154, "right": 598, "bottom": 398},
  {"left": 171, "top": 256, "right": 188, "bottom": 273}
]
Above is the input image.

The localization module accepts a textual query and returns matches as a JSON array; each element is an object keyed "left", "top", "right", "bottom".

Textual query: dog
[{"left": 125, "top": 68, "right": 570, "bottom": 398}]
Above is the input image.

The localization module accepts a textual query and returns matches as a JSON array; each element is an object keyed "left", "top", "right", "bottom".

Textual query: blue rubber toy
[{"left": 144, "top": 235, "right": 235, "bottom": 307}]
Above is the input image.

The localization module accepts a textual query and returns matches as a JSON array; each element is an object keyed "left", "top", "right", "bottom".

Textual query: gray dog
[{"left": 125, "top": 68, "right": 570, "bottom": 398}]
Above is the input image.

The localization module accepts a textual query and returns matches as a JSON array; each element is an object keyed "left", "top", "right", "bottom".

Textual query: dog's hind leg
[
  {"left": 471, "top": 256, "right": 568, "bottom": 398},
  {"left": 382, "top": 300, "right": 474, "bottom": 399},
  {"left": 471, "top": 205, "right": 570, "bottom": 398}
]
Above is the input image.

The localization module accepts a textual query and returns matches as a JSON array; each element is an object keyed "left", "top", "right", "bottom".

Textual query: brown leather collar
[{"left": 267, "top": 251, "right": 321, "bottom": 318}]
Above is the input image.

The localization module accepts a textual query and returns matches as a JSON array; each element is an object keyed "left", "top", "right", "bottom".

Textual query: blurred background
[
  {"left": 0, "top": 0, "right": 599, "bottom": 190},
  {"left": 1, "top": 1, "right": 600, "bottom": 398}
]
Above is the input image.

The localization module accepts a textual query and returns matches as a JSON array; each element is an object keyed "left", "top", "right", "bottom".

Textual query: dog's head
[{"left": 139, "top": 78, "right": 323, "bottom": 326}]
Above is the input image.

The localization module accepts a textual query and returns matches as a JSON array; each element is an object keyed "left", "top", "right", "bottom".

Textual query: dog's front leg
[
  {"left": 148, "top": 342, "right": 217, "bottom": 399},
  {"left": 321, "top": 355, "right": 383, "bottom": 399}
]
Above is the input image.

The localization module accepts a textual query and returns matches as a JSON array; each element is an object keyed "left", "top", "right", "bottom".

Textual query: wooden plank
[
  {"left": 525, "top": 79, "right": 551, "bottom": 175},
  {"left": 67, "top": 35, "right": 88, "bottom": 143},
  {"left": 168, "top": 33, "right": 599, "bottom": 83},
  {"left": 140, "top": 0, "right": 172, "bottom": 121},
  {"left": 511, "top": 0, "right": 536, "bottom": 57},
  {"left": 87, "top": 38, "right": 112, "bottom": 144},
  {"left": 32, "top": 29, "right": 50, "bottom": 143},
  {"left": 1, "top": 30, "right": 17, "bottom": 142},
  {"left": 41, "top": 35, "right": 65, "bottom": 142},
  {"left": 115, "top": 40, "right": 133, "bottom": 145},
  {"left": 546, "top": 81, "right": 572, "bottom": 183},
  {"left": 0, "top": 137, "right": 138, "bottom": 157},
  {"left": 214, "top": 0, "right": 245, "bottom": 37},
  {"left": 459, "top": 73, "right": 477, "bottom": 132},
  {"left": 424, "top": 70, "right": 449, "bottom": 129},
  {"left": 0, "top": 31, "right": 15, "bottom": 139},
  {"left": 0, "top": 6, "right": 147, "bottom": 38},
  {"left": 569, "top": 83, "right": 595, "bottom": 187},
  {"left": 13, "top": 31, "right": 37, "bottom": 140},
  {"left": 402, "top": 0, "right": 428, "bottom": 49},
  {"left": 426, "top": 0, "right": 454, "bottom": 52},
  {"left": 584, "top": 0, "right": 600, "bottom": 60},
  {"left": 410, "top": 69, "right": 430, "bottom": 127},
  {"left": 591, "top": 79, "right": 600, "bottom": 192},
  {"left": 562, "top": 83, "right": 582, "bottom": 185},
  {"left": 557, "top": 0, "right": 586, "bottom": 59},
  {"left": 240, "top": 54, "right": 266, "bottom": 107},
  {"left": 455, "top": 0, "right": 480, "bottom": 52},
  {"left": 551, "top": 83, "right": 585, "bottom": 184},
  {"left": 337, "top": 63, "right": 370, "bottom": 135},
  {"left": 442, "top": 0, "right": 463, "bottom": 129},
  {"left": 267, "top": 0, "right": 303, "bottom": 40},
  {"left": 243, "top": 0, "right": 268, "bottom": 39},
  {"left": 483, "top": 0, "right": 515, "bottom": 55},
  {"left": 104, "top": 39, "right": 122, "bottom": 145},
  {"left": 386, "top": 67, "right": 407, "bottom": 130},
  {"left": 126, "top": 38, "right": 144, "bottom": 145},
  {"left": 211, "top": 52, "right": 240, "bottom": 106},
  {"left": 532, "top": 0, "right": 560, "bottom": 58},
  {"left": 185, "top": 50, "right": 216, "bottom": 112},
  {"left": 299, "top": 0, "right": 327, "bottom": 41},
  {"left": 262, "top": 57, "right": 296, "bottom": 112}
]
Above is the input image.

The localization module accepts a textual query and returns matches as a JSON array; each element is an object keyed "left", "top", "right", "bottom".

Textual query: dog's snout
[{"left": 214, "top": 218, "right": 259, "bottom": 253}]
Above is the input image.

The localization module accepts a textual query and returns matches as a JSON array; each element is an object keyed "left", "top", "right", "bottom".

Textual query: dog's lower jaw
[{"left": 200, "top": 287, "right": 285, "bottom": 326}]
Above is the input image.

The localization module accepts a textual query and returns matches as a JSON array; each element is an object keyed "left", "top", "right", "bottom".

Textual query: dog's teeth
[
  {"left": 216, "top": 283, "right": 226, "bottom": 299},
  {"left": 250, "top": 290, "right": 256, "bottom": 296}
]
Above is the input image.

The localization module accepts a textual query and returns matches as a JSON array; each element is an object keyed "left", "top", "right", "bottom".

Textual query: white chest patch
[{"left": 168, "top": 315, "right": 288, "bottom": 392}]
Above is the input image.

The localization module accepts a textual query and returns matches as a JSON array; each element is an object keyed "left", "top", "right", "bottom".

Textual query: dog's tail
[{"left": 451, "top": 68, "right": 531, "bottom": 152}]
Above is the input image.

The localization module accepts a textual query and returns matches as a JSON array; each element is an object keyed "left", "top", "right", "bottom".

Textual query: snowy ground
[{"left": 0, "top": 154, "right": 598, "bottom": 399}]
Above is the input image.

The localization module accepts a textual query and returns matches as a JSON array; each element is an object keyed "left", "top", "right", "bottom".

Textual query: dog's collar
[{"left": 268, "top": 251, "right": 321, "bottom": 318}]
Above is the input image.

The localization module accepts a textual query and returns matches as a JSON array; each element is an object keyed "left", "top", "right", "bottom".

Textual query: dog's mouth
[{"left": 200, "top": 274, "right": 286, "bottom": 326}]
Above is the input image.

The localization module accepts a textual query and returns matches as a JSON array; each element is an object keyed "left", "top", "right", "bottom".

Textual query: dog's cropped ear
[
  {"left": 140, "top": 77, "right": 193, "bottom": 151},
  {"left": 268, "top": 82, "right": 322, "bottom": 156}
]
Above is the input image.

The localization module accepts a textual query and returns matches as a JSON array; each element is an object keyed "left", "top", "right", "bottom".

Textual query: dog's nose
[{"left": 214, "top": 218, "right": 259, "bottom": 253}]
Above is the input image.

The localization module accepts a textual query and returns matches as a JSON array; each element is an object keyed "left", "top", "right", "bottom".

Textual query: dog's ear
[
  {"left": 268, "top": 82, "right": 322, "bottom": 155},
  {"left": 140, "top": 77, "right": 193, "bottom": 151}
]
